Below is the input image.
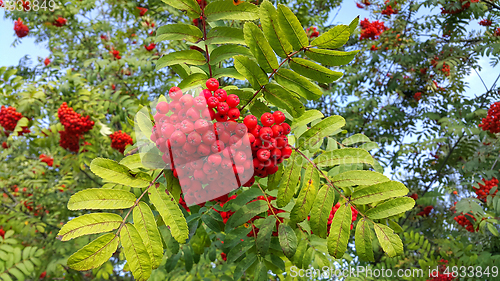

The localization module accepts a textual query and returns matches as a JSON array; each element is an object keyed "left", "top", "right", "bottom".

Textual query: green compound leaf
[
  {"left": 327, "top": 199, "right": 352, "bottom": 258},
  {"left": 305, "top": 49, "right": 359, "bottom": 67},
  {"left": 210, "top": 45, "right": 252, "bottom": 65},
  {"left": 364, "top": 197, "right": 415, "bottom": 219},
  {"left": 373, "top": 223, "right": 403, "bottom": 257},
  {"left": 342, "top": 133, "right": 371, "bottom": 146},
  {"left": 290, "top": 109, "right": 324, "bottom": 131},
  {"left": 90, "top": 158, "right": 152, "bottom": 188},
  {"left": 310, "top": 184, "right": 335, "bottom": 238},
  {"left": 297, "top": 115, "right": 345, "bottom": 151},
  {"left": 161, "top": 0, "right": 201, "bottom": 18},
  {"left": 277, "top": 4, "right": 308, "bottom": 51},
  {"left": 133, "top": 202, "right": 164, "bottom": 269},
  {"left": 67, "top": 189, "right": 136, "bottom": 210},
  {"left": 314, "top": 148, "right": 374, "bottom": 167},
  {"left": 120, "top": 223, "right": 152, "bottom": 281},
  {"left": 275, "top": 69, "right": 323, "bottom": 101},
  {"left": 256, "top": 216, "right": 276, "bottom": 256},
  {"left": 349, "top": 16, "right": 360, "bottom": 34},
  {"left": 206, "top": 26, "right": 246, "bottom": 45},
  {"left": 244, "top": 22, "right": 279, "bottom": 73},
  {"left": 67, "top": 233, "right": 119, "bottom": 271},
  {"left": 262, "top": 83, "right": 305, "bottom": 118},
  {"left": 289, "top": 58, "right": 343, "bottom": 83},
  {"left": 331, "top": 170, "right": 390, "bottom": 188},
  {"left": 260, "top": 0, "right": 293, "bottom": 58},
  {"left": 57, "top": 213, "right": 123, "bottom": 241},
  {"left": 155, "top": 24, "right": 203, "bottom": 43},
  {"left": 277, "top": 151, "right": 302, "bottom": 208},
  {"left": 355, "top": 218, "right": 375, "bottom": 262},
  {"left": 290, "top": 164, "right": 319, "bottom": 224},
  {"left": 225, "top": 200, "right": 269, "bottom": 230},
  {"left": 178, "top": 73, "right": 208, "bottom": 91},
  {"left": 149, "top": 184, "right": 189, "bottom": 244},
  {"left": 233, "top": 55, "right": 268, "bottom": 90},
  {"left": 278, "top": 224, "right": 297, "bottom": 258},
  {"left": 351, "top": 181, "right": 409, "bottom": 205},
  {"left": 156, "top": 50, "right": 206, "bottom": 70},
  {"left": 310, "top": 24, "right": 350, "bottom": 49},
  {"left": 205, "top": 0, "right": 259, "bottom": 21}
]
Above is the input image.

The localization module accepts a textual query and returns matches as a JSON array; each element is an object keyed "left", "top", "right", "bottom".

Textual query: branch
[
  {"left": 80, "top": 168, "right": 100, "bottom": 186},
  {"left": 2, "top": 187, "right": 18, "bottom": 204},
  {"left": 201, "top": 6, "right": 212, "bottom": 78},
  {"left": 482, "top": 0, "right": 500, "bottom": 10}
]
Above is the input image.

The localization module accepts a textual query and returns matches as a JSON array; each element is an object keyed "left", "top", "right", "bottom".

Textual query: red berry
[
  {"left": 208, "top": 154, "right": 222, "bottom": 167},
  {"left": 226, "top": 94, "right": 240, "bottom": 108},
  {"left": 202, "top": 131, "right": 217, "bottom": 144},
  {"left": 234, "top": 151, "right": 247, "bottom": 164},
  {"left": 187, "top": 131, "right": 202, "bottom": 146},
  {"left": 186, "top": 108, "right": 200, "bottom": 122},
  {"left": 261, "top": 112, "right": 275, "bottom": 127},
  {"left": 270, "top": 148, "right": 282, "bottom": 160},
  {"left": 180, "top": 120, "right": 194, "bottom": 134},
  {"left": 206, "top": 78, "right": 219, "bottom": 91},
  {"left": 207, "top": 97, "right": 219, "bottom": 108},
  {"left": 257, "top": 149, "right": 271, "bottom": 162},
  {"left": 243, "top": 115, "right": 258, "bottom": 129},
  {"left": 282, "top": 123, "right": 291, "bottom": 135},
  {"left": 156, "top": 101, "right": 169, "bottom": 114},
  {"left": 235, "top": 123, "right": 247, "bottom": 137},
  {"left": 227, "top": 108, "right": 240, "bottom": 120},
  {"left": 217, "top": 102, "right": 230, "bottom": 114},
  {"left": 281, "top": 145, "right": 292, "bottom": 159},
  {"left": 202, "top": 89, "right": 212, "bottom": 99},
  {"left": 273, "top": 111, "right": 285, "bottom": 124},
  {"left": 197, "top": 143, "right": 211, "bottom": 156},
  {"left": 247, "top": 133, "right": 256, "bottom": 143},
  {"left": 276, "top": 136, "right": 288, "bottom": 149},
  {"left": 250, "top": 125, "right": 261, "bottom": 137},
  {"left": 211, "top": 140, "right": 225, "bottom": 153},
  {"left": 271, "top": 124, "right": 284, "bottom": 137},
  {"left": 215, "top": 112, "right": 228, "bottom": 122},
  {"left": 161, "top": 123, "right": 175, "bottom": 139},
  {"left": 169, "top": 87, "right": 183, "bottom": 100},
  {"left": 259, "top": 127, "right": 273, "bottom": 140},
  {"left": 170, "top": 131, "right": 186, "bottom": 147},
  {"left": 194, "top": 119, "right": 210, "bottom": 134},
  {"left": 203, "top": 162, "right": 216, "bottom": 174},
  {"left": 193, "top": 96, "right": 207, "bottom": 110},
  {"left": 214, "top": 89, "right": 227, "bottom": 102},
  {"left": 261, "top": 139, "right": 273, "bottom": 150},
  {"left": 179, "top": 94, "right": 194, "bottom": 108}
]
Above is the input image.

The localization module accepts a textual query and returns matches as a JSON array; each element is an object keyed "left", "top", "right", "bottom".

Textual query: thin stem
[
  {"left": 256, "top": 183, "right": 279, "bottom": 221},
  {"left": 2, "top": 187, "right": 18, "bottom": 204},
  {"left": 201, "top": 7, "right": 212, "bottom": 78}
]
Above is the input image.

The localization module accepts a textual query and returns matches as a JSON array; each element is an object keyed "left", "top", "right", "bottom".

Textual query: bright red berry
[
  {"left": 244, "top": 115, "right": 258, "bottom": 129},
  {"left": 228, "top": 108, "right": 240, "bottom": 120},
  {"left": 217, "top": 102, "right": 230, "bottom": 114},
  {"left": 214, "top": 89, "right": 227, "bottom": 102},
  {"left": 207, "top": 97, "right": 219, "bottom": 108},
  {"left": 226, "top": 94, "right": 240, "bottom": 108},
  {"left": 261, "top": 112, "right": 275, "bottom": 127},
  {"left": 206, "top": 78, "right": 219, "bottom": 91},
  {"left": 281, "top": 123, "right": 291, "bottom": 135},
  {"left": 271, "top": 124, "right": 284, "bottom": 137},
  {"left": 273, "top": 111, "right": 285, "bottom": 124},
  {"left": 259, "top": 127, "right": 273, "bottom": 140},
  {"left": 257, "top": 149, "right": 271, "bottom": 162},
  {"left": 179, "top": 94, "right": 194, "bottom": 108},
  {"left": 169, "top": 87, "right": 183, "bottom": 100},
  {"left": 156, "top": 101, "right": 170, "bottom": 114}
]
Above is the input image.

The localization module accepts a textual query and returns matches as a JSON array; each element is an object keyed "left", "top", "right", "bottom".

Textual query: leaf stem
[{"left": 201, "top": 6, "right": 212, "bottom": 78}]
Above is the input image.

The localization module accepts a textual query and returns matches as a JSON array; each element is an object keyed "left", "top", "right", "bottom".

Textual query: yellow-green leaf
[
  {"left": 233, "top": 55, "right": 268, "bottom": 90},
  {"left": 290, "top": 164, "right": 319, "bottom": 224},
  {"left": 206, "top": 26, "right": 246, "bottom": 45},
  {"left": 67, "top": 233, "right": 119, "bottom": 271},
  {"left": 309, "top": 185, "right": 335, "bottom": 238},
  {"left": 156, "top": 24, "right": 203, "bottom": 43},
  {"left": 351, "top": 181, "right": 409, "bottom": 205},
  {"left": 262, "top": 83, "right": 305, "bottom": 118},
  {"left": 314, "top": 148, "right": 374, "bottom": 167},
  {"left": 305, "top": 49, "right": 359, "bottom": 67},
  {"left": 289, "top": 58, "right": 343, "bottom": 83},
  {"left": 244, "top": 22, "right": 279, "bottom": 73},
  {"left": 275, "top": 69, "right": 323, "bottom": 101},
  {"left": 58, "top": 213, "right": 123, "bottom": 241},
  {"left": 297, "top": 115, "right": 345, "bottom": 151},
  {"left": 120, "top": 224, "right": 152, "bottom": 281},
  {"left": 260, "top": 0, "right": 293, "bottom": 58},
  {"left": 277, "top": 4, "right": 308, "bottom": 50},
  {"left": 373, "top": 223, "right": 403, "bottom": 257},
  {"left": 67, "top": 189, "right": 136, "bottom": 210},
  {"left": 90, "top": 158, "right": 152, "bottom": 188},
  {"left": 277, "top": 151, "right": 302, "bottom": 208},
  {"left": 205, "top": 0, "right": 259, "bottom": 21},
  {"left": 364, "top": 197, "right": 415, "bottom": 219},
  {"left": 327, "top": 199, "right": 351, "bottom": 258},
  {"left": 355, "top": 218, "right": 374, "bottom": 262},
  {"left": 133, "top": 202, "right": 163, "bottom": 269},
  {"left": 156, "top": 50, "right": 206, "bottom": 71},
  {"left": 310, "top": 24, "right": 350, "bottom": 49}
]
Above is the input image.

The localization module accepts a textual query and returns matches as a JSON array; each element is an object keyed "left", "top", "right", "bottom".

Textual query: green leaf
[
  {"left": 250, "top": 99, "right": 271, "bottom": 117},
  {"left": 119, "top": 154, "right": 145, "bottom": 171},
  {"left": 205, "top": 0, "right": 259, "bottom": 21},
  {"left": 234, "top": 253, "right": 258, "bottom": 280},
  {"left": 161, "top": 0, "right": 201, "bottom": 18},
  {"left": 256, "top": 216, "right": 276, "bottom": 256},
  {"left": 349, "top": 16, "right": 360, "bottom": 34},
  {"left": 134, "top": 108, "right": 153, "bottom": 141},
  {"left": 310, "top": 24, "right": 350, "bottom": 49},
  {"left": 133, "top": 202, "right": 163, "bottom": 269},
  {"left": 156, "top": 50, "right": 206, "bottom": 70},
  {"left": 201, "top": 209, "right": 224, "bottom": 232},
  {"left": 206, "top": 26, "right": 246, "bottom": 45},
  {"left": 225, "top": 200, "right": 269, "bottom": 230},
  {"left": 277, "top": 151, "right": 301, "bottom": 208},
  {"left": 331, "top": 170, "right": 390, "bottom": 188},
  {"left": 310, "top": 185, "right": 335, "bottom": 238},
  {"left": 267, "top": 164, "right": 284, "bottom": 190},
  {"left": 289, "top": 58, "right": 343, "bottom": 83},
  {"left": 57, "top": 213, "right": 122, "bottom": 241},
  {"left": 351, "top": 181, "right": 409, "bottom": 205},
  {"left": 120, "top": 224, "right": 152, "bottom": 281},
  {"left": 213, "top": 67, "right": 246, "bottom": 80},
  {"left": 149, "top": 184, "right": 189, "bottom": 243},
  {"left": 297, "top": 115, "right": 345, "bottom": 150},
  {"left": 178, "top": 73, "right": 208, "bottom": 91},
  {"left": 327, "top": 199, "right": 351, "bottom": 258},
  {"left": 210, "top": 45, "right": 252, "bottom": 65},
  {"left": 233, "top": 55, "right": 268, "bottom": 90},
  {"left": 226, "top": 188, "right": 262, "bottom": 210},
  {"left": 275, "top": 69, "right": 323, "bottom": 101},
  {"left": 365, "top": 197, "right": 415, "bottom": 219},
  {"left": 227, "top": 240, "right": 253, "bottom": 263},
  {"left": 67, "top": 233, "right": 119, "bottom": 271},
  {"left": 373, "top": 223, "right": 403, "bottom": 257},
  {"left": 355, "top": 218, "right": 374, "bottom": 262},
  {"left": 342, "top": 133, "right": 371, "bottom": 146},
  {"left": 260, "top": 0, "right": 293, "bottom": 58},
  {"left": 278, "top": 224, "right": 297, "bottom": 258},
  {"left": 305, "top": 49, "right": 359, "bottom": 67},
  {"left": 487, "top": 223, "right": 499, "bottom": 236},
  {"left": 290, "top": 164, "right": 319, "bottom": 224},
  {"left": 314, "top": 148, "right": 374, "bottom": 168},
  {"left": 277, "top": 4, "right": 308, "bottom": 50},
  {"left": 290, "top": 110, "right": 324, "bottom": 131},
  {"left": 156, "top": 24, "right": 203, "bottom": 43},
  {"left": 244, "top": 22, "right": 279, "bottom": 73},
  {"left": 67, "top": 189, "right": 136, "bottom": 210},
  {"left": 262, "top": 84, "right": 305, "bottom": 118},
  {"left": 90, "top": 158, "right": 152, "bottom": 188}
]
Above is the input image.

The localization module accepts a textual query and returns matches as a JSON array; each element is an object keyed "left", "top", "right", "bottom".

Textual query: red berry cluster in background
[
  {"left": 478, "top": 101, "right": 500, "bottom": 133},
  {"left": 370, "top": 45, "right": 379, "bottom": 51},
  {"left": 454, "top": 212, "right": 477, "bottom": 232},
  {"left": 359, "top": 18, "right": 388, "bottom": 40},
  {"left": 1, "top": 142, "right": 8, "bottom": 149},
  {"left": 39, "top": 154, "right": 54, "bottom": 167},
  {"left": 214, "top": 194, "right": 237, "bottom": 223},
  {"left": 414, "top": 92, "right": 422, "bottom": 102},
  {"left": 137, "top": 7, "right": 148, "bottom": 16},
  {"left": 409, "top": 193, "right": 418, "bottom": 200},
  {"left": 440, "top": 0, "right": 478, "bottom": 14},
  {"left": 495, "top": 28, "right": 500, "bottom": 36},
  {"left": 381, "top": 2, "right": 398, "bottom": 16},
  {"left": 473, "top": 177, "right": 498, "bottom": 201},
  {"left": 57, "top": 102, "right": 94, "bottom": 152},
  {"left": 144, "top": 43, "right": 156, "bottom": 51},
  {"left": 0, "top": 227, "right": 5, "bottom": 239},
  {"left": 109, "top": 130, "right": 133, "bottom": 154},
  {"left": 247, "top": 196, "right": 285, "bottom": 237},
  {"left": 479, "top": 19, "right": 492, "bottom": 26},
  {"left": 44, "top": 57, "right": 51, "bottom": 66},
  {"left": 14, "top": 18, "right": 29, "bottom": 38},
  {"left": 427, "top": 259, "right": 456, "bottom": 281},
  {"left": 0, "top": 106, "right": 30, "bottom": 135},
  {"left": 53, "top": 17, "right": 67, "bottom": 27},
  {"left": 356, "top": 0, "right": 371, "bottom": 8},
  {"left": 110, "top": 47, "right": 121, "bottom": 60},
  {"left": 306, "top": 27, "right": 320, "bottom": 38},
  {"left": 328, "top": 203, "right": 358, "bottom": 232},
  {"left": 417, "top": 205, "right": 433, "bottom": 216}
]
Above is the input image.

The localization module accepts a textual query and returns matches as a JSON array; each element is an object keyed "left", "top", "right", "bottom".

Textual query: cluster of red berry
[
  {"left": 0, "top": 106, "right": 30, "bottom": 135},
  {"left": 0, "top": 228, "right": 4, "bottom": 239},
  {"left": 109, "top": 130, "right": 134, "bottom": 153},
  {"left": 426, "top": 259, "right": 455, "bottom": 281},
  {"left": 213, "top": 194, "right": 238, "bottom": 223},
  {"left": 39, "top": 154, "right": 54, "bottom": 167},
  {"left": 478, "top": 102, "right": 500, "bottom": 133},
  {"left": 359, "top": 18, "right": 388, "bottom": 40},
  {"left": 414, "top": 92, "right": 422, "bottom": 102},
  {"left": 53, "top": 17, "right": 67, "bottom": 27},
  {"left": 1, "top": 142, "right": 8, "bottom": 149},
  {"left": 370, "top": 45, "right": 379, "bottom": 51},
  {"left": 144, "top": 43, "right": 156, "bottom": 51},
  {"left": 57, "top": 102, "right": 94, "bottom": 152},
  {"left": 440, "top": 0, "right": 478, "bottom": 14},
  {"left": 308, "top": 202, "right": 359, "bottom": 234},
  {"left": 473, "top": 177, "right": 498, "bottom": 201},
  {"left": 44, "top": 57, "right": 51, "bottom": 66},
  {"left": 110, "top": 47, "right": 121, "bottom": 59},
  {"left": 417, "top": 205, "right": 433, "bottom": 216},
  {"left": 479, "top": 19, "right": 493, "bottom": 26},
  {"left": 454, "top": 212, "right": 476, "bottom": 232},
  {"left": 356, "top": 0, "right": 371, "bottom": 8},
  {"left": 306, "top": 27, "right": 320, "bottom": 38},
  {"left": 496, "top": 28, "right": 500, "bottom": 36},
  {"left": 137, "top": 7, "right": 148, "bottom": 16},
  {"left": 381, "top": 4, "right": 398, "bottom": 16},
  {"left": 14, "top": 18, "right": 29, "bottom": 38}
]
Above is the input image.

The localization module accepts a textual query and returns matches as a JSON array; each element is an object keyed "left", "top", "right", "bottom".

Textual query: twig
[
  {"left": 201, "top": 6, "right": 212, "bottom": 78},
  {"left": 2, "top": 187, "right": 18, "bottom": 204},
  {"left": 80, "top": 168, "right": 100, "bottom": 186}
]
